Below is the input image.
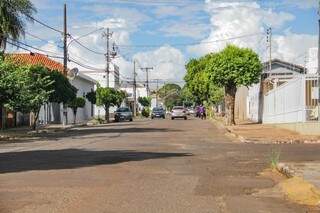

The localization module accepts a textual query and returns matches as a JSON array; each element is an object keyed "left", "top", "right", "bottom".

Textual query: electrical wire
[
  {"left": 6, "top": 40, "right": 64, "bottom": 59},
  {"left": 6, "top": 1, "right": 63, "bottom": 34},
  {"left": 7, "top": 37, "right": 62, "bottom": 56},
  {"left": 25, "top": 32, "right": 63, "bottom": 48},
  {"left": 117, "top": 32, "right": 263, "bottom": 48},
  {"left": 69, "top": 36, "right": 106, "bottom": 55}
]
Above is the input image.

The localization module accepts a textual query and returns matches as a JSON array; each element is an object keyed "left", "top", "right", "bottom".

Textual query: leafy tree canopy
[
  {"left": 0, "top": 0, "right": 36, "bottom": 51},
  {"left": 86, "top": 91, "right": 96, "bottom": 105},
  {"left": 138, "top": 96, "right": 151, "bottom": 107},
  {"left": 206, "top": 45, "right": 262, "bottom": 87},
  {"left": 68, "top": 97, "right": 86, "bottom": 110},
  {"left": 48, "top": 70, "right": 77, "bottom": 104},
  {"left": 7, "top": 65, "right": 54, "bottom": 129}
]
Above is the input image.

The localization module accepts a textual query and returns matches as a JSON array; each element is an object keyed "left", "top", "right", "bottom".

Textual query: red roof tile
[{"left": 7, "top": 53, "right": 66, "bottom": 74}]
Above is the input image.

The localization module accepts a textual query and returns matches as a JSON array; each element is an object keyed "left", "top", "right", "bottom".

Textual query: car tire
[
  {"left": 184, "top": 117, "right": 187, "bottom": 120},
  {"left": 129, "top": 118, "right": 133, "bottom": 122},
  {"left": 163, "top": 116, "right": 165, "bottom": 119},
  {"left": 171, "top": 117, "right": 174, "bottom": 120},
  {"left": 151, "top": 117, "right": 154, "bottom": 119}
]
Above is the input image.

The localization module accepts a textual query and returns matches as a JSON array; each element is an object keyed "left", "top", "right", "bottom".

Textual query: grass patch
[{"left": 269, "top": 147, "right": 281, "bottom": 169}]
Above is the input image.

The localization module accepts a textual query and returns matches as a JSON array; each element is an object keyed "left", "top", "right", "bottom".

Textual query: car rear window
[
  {"left": 173, "top": 107, "right": 184, "bottom": 110},
  {"left": 117, "top": 108, "right": 130, "bottom": 112},
  {"left": 153, "top": 108, "right": 163, "bottom": 112}
]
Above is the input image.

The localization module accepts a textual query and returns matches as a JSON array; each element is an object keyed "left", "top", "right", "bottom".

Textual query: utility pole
[
  {"left": 103, "top": 28, "right": 112, "bottom": 87},
  {"left": 141, "top": 67, "right": 153, "bottom": 97},
  {"left": 63, "top": 3, "right": 68, "bottom": 126},
  {"left": 267, "top": 27, "right": 272, "bottom": 72},
  {"left": 133, "top": 60, "right": 137, "bottom": 117}
]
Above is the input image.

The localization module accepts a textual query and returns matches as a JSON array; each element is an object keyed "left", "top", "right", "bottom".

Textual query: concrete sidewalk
[{"left": 214, "top": 119, "right": 320, "bottom": 144}]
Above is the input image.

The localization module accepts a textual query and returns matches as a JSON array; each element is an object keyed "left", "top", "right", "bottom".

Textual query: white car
[{"left": 171, "top": 106, "right": 187, "bottom": 120}]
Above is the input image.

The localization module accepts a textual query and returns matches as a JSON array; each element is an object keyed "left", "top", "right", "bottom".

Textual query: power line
[
  {"left": 25, "top": 32, "right": 63, "bottom": 48},
  {"left": 7, "top": 37, "right": 63, "bottom": 56},
  {"left": 69, "top": 35, "right": 105, "bottom": 55},
  {"left": 117, "top": 32, "right": 263, "bottom": 48},
  {"left": 67, "top": 28, "right": 105, "bottom": 48},
  {"left": 6, "top": 40, "right": 64, "bottom": 59},
  {"left": 6, "top": 1, "right": 63, "bottom": 34}
]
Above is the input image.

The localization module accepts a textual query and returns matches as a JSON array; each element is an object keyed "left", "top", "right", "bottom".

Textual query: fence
[{"left": 263, "top": 75, "right": 319, "bottom": 124}]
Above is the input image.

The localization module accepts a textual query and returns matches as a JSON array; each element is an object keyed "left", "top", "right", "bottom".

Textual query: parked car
[
  {"left": 114, "top": 107, "right": 133, "bottom": 122},
  {"left": 171, "top": 106, "right": 187, "bottom": 120},
  {"left": 151, "top": 107, "right": 166, "bottom": 119}
]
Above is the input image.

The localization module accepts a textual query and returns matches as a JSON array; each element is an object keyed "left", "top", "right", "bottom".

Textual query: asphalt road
[{"left": 0, "top": 118, "right": 319, "bottom": 212}]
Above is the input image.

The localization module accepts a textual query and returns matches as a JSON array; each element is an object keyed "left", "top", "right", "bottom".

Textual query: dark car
[
  {"left": 114, "top": 107, "right": 133, "bottom": 122},
  {"left": 151, "top": 107, "right": 165, "bottom": 119}
]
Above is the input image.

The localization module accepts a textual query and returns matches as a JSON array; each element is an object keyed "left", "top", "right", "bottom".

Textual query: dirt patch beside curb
[{"left": 279, "top": 177, "right": 320, "bottom": 206}]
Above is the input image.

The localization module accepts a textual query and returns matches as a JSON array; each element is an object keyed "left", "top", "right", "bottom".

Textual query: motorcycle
[{"left": 200, "top": 112, "right": 206, "bottom": 120}]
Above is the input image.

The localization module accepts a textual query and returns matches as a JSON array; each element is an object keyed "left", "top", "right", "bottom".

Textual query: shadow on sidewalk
[{"left": 0, "top": 149, "right": 192, "bottom": 174}]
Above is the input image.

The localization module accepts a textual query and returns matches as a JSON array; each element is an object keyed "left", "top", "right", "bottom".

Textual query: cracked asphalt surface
[{"left": 0, "top": 118, "right": 319, "bottom": 212}]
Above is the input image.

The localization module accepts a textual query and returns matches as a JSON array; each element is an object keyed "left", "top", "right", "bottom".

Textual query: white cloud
[
  {"left": 159, "top": 21, "right": 210, "bottom": 39},
  {"left": 187, "top": 0, "right": 315, "bottom": 66},
  {"left": 133, "top": 46, "right": 186, "bottom": 84},
  {"left": 273, "top": 32, "right": 317, "bottom": 64}
]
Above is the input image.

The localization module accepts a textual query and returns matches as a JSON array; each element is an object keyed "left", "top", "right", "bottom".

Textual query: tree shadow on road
[{"left": 0, "top": 149, "right": 192, "bottom": 174}]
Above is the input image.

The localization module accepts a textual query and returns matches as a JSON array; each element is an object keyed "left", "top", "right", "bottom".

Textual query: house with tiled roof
[
  {"left": 0, "top": 53, "right": 97, "bottom": 128},
  {"left": 8, "top": 53, "right": 66, "bottom": 74}
]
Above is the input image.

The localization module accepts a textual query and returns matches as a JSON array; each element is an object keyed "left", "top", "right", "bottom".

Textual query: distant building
[
  {"left": 120, "top": 81, "right": 148, "bottom": 113},
  {"left": 83, "top": 64, "right": 121, "bottom": 118}
]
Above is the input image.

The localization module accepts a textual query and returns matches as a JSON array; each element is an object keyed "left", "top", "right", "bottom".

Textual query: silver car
[
  {"left": 114, "top": 107, "right": 133, "bottom": 122},
  {"left": 171, "top": 106, "right": 187, "bottom": 120}
]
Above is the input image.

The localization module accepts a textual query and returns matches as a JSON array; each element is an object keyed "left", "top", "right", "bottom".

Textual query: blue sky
[{"left": 11, "top": 0, "right": 319, "bottom": 83}]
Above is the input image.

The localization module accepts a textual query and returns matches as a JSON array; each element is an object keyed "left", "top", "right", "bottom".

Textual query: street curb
[{"left": 211, "top": 118, "right": 320, "bottom": 144}]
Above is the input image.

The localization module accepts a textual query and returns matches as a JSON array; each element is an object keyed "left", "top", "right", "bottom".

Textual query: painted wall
[{"left": 38, "top": 74, "right": 95, "bottom": 125}]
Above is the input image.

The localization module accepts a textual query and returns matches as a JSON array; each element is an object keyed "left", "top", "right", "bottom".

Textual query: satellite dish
[{"left": 67, "top": 68, "right": 79, "bottom": 80}]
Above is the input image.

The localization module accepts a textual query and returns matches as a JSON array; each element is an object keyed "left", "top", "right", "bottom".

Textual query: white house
[
  {"left": 83, "top": 64, "right": 120, "bottom": 118},
  {"left": 37, "top": 72, "right": 97, "bottom": 125},
  {"left": 246, "top": 59, "right": 305, "bottom": 123},
  {"left": 120, "top": 81, "right": 148, "bottom": 113}
]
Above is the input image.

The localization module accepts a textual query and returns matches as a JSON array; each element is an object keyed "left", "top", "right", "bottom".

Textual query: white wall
[
  {"left": 247, "top": 83, "right": 260, "bottom": 122},
  {"left": 68, "top": 75, "right": 95, "bottom": 123},
  {"left": 307, "top": 47, "right": 318, "bottom": 74},
  {"left": 38, "top": 74, "right": 95, "bottom": 125},
  {"left": 263, "top": 77, "right": 306, "bottom": 123}
]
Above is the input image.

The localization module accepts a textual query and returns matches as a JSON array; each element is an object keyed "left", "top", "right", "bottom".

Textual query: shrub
[{"left": 141, "top": 107, "right": 150, "bottom": 117}]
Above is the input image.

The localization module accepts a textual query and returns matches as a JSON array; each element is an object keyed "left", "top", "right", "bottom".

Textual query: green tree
[
  {"left": 206, "top": 45, "right": 262, "bottom": 125},
  {"left": 115, "top": 90, "right": 127, "bottom": 107},
  {"left": 138, "top": 97, "right": 151, "bottom": 108},
  {"left": 48, "top": 70, "right": 77, "bottom": 104},
  {"left": 184, "top": 57, "right": 212, "bottom": 104},
  {"left": 7, "top": 65, "right": 54, "bottom": 130},
  {"left": 0, "top": 0, "right": 36, "bottom": 52},
  {"left": 0, "top": 59, "right": 23, "bottom": 129},
  {"left": 96, "top": 86, "right": 119, "bottom": 123},
  {"left": 158, "top": 83, "right": 182, "bottom": 109},
  {"left": 67, "top": 97, "right": 86, "bottom": 124},
  {"left": 86, "top": 90, "right": 96, "bottom": 105}
]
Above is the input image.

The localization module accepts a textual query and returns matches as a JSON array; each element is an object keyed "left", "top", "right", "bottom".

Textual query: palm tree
[{"left": 0, "top": 0, "right": 36, "bottom": 52}]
